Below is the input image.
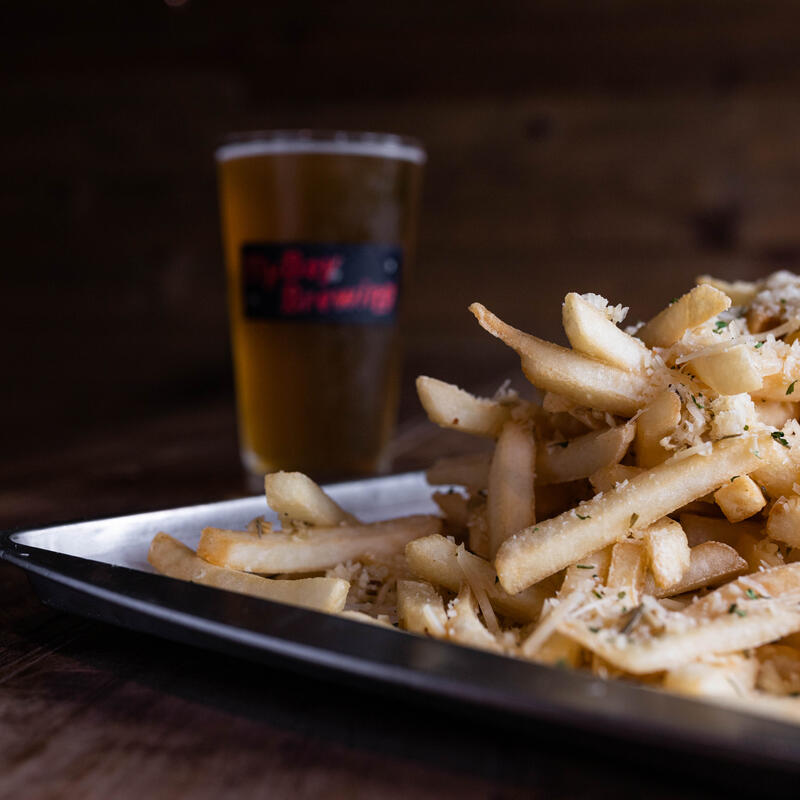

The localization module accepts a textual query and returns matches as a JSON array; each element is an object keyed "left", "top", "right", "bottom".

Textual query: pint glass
[{"left": 216, "top": 131, "right": 425, "bottom": 486}]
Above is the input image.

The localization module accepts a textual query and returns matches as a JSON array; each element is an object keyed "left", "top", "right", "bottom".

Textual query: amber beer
[{"left": 216, "top": 132, "right": 425, "bottom": 485}]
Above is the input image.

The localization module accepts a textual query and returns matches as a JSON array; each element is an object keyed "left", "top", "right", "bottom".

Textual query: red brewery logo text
[{"left": 244, "top": 247, "right": 397, "bottom": 317}]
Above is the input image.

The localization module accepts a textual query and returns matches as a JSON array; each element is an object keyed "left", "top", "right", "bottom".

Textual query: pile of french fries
[{"left": 150, "top": 270, "right": 800, "bottom": 721}]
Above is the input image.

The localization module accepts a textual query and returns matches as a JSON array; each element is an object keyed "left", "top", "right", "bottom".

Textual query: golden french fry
[
  {"left": 405, "top": 533, "right": 554, "bottom": 622},
  {"left": 634, "top": 389, "right": 681, "bottom": 468},
  {"left": 469, "top": 303, "right": 655, "bottom": 416},
  {"left": 589, "top": 464, "right": 643, "bottom": 493},
  {"left": 264, "top": 471, "right": 358, "bottom": 526},
  {"left": 637, "top": 284, "right": 731, "bottom": 348},
  {"left": 432, "top": 490, "right": 470, "bottom": 530},
  {"left": 562, "top": 292, "right": 651, "bottom": 371},
  {"left": 663, "top": 655, "right": 758, "bottom": 699},
  {"left": 642, "top": 519, "right": 690, "bottom": 589},
  {"left": 689, "top": 345, "right": 763, "bottom": 396},
  {"left": 446, "top": 585, "right": 503, "bottom": 653},
  {"left": 537, "top": 422, "right": 635, "bottom": 486},
  {"left": 198, "top": 515, "right": 441, "bottom": 574},
  {"left": 607, "top": 540, "right": 647, "bottom": 605},
  {"left": 148, "top": 533, "right": 349, "bottom": 613},
  {"left": 766, "top": 496, "right": 800, "bottom": 548},
  {"left": 487, "top": 420, "right": 536, "bottom": 558},
  {"left": 713, "top": 475, "right": 766, "bottom": 522},
  {"left": 753, "top": 400, "right": 797, "bottom": 429},
  {"left": 426, "top": 452, "right": 490, "bottom": 491},
  {"left": 648, "top": 541, "right": 746, "bottom": 597},
  {"left": 497, "top": 433, "right": 778, "bottom": 594},
  {"left": 696, "top": 275, "right": 758, "bottom": 307},
  {"left": 677, "top": 512, "right": 762, "bottom": 548},
  {"left": 416, "top": 376, "right": 512, "bottom": 437},
  {"left": 397, "top": 579, "right": 447, "bottom": 637},
  {"left": 750, "top": 373, "right": 800, "bottom": 402}
]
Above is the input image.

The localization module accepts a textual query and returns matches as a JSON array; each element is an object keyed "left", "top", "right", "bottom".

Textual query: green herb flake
[
  {"left": 691, "top": 394, "right": 704, "bottom": 410},
  {"left": 576, "top": 564, "right": 595, "bottom": 570},
  {"left": 787, "top": 381, "right": 797, "bottom": 396},
  {"left": 670, "top": 297, "right": 679, "bottom": 305},
  {"left": 731, "top": 475, "right": 739, "bottom": 483},
  {"left": 617, "top": 591, "right": 626, "bottom": 599},
  {"left": 744, "top": 425, "right": 750, "bottom": 431},
  {"left": 753, "top": 449, "right": 761, "bottom": 458},
  {"left": 745, "top": 588, "right": 763, "bottom": 600},
  {"left": 713, "top": 320, "right": 729, "bottom": 334},
  {"left": 630, "top": 512, "right": 639, "bottom": 527},
  {"left": 754, "top": 341, "right": 764, "bottom": 349},
  {"left": 576, "top": 513, "right": 591, "bottom": 520},
  {"left": 588, "top": 626, "right": 600, "bottom": 633},
  {"left": 728, "top": 603, "right": 747, "bottom": 617},
  {"left": 592, "top": 590, "right": 603, "bottom": 599},
  {"left": 772, "top": 430, "right": 790, "bottom": 448}
]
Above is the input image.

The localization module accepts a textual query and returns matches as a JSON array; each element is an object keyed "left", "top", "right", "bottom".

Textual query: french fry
[
  {"left": 634, "top": 389, "right": 681, "bottom": 468},
  {"left": 416, "top": 376, "right": 512, "bottom": 437},
  {"left": 642, "top": 519, "right": 690, "bottom": 589},
  {"left": 198, "top": 515, "right": 441, "bottom": 574},
  {"left": 607, "top": 540, "right": 647, "bottom": 605},
  {"left": 469, "top": 303, "right": 655, "bottom": 416},
  {"left": 426, "top": 452, "right": 491, "bottom": 491},
  {"left": 647, "top": 541, "right": 746, "bottom": 597},
  {"left": 756, "top": 644, "right": 800, "bottom": 696},
  {"left": 496, "top": 433, "right": 778, "bottom": 593},
  {"left": 264, "top": 471, "right": 358, "bottom": 526},
  {"left": 751, "top": 373, "right": 800, "bottom": 402},
  {"left": 589, "top": 463, "right": 643, "bottom": 493},
  {"left": 677, "top": 512, "right": 762, "bottom": 548},
  {"left": 405, "top": 533, "right": 554, "bottom": 622},
  {"left": 537, "top": 422, "right": 635, "bottom": 486},
  {"left": 637, "top": 284, "right": 731, "bottom": 348},
  {"left": 753, "top": 400, "right": 797, "bottom": 429},
  {"left": 148, "top": 533, "right": 349, "bottom": 613},
  {"left": 713, "top": 475, "right": 766, "bottom": 522},
  {"left": 559, "top": 565, "right": 800, "bottom": 674},
  {"left": 432, "top": 490, "right": 469, "bottom": 530},
  {"left": 446, "top": 585, "right": 503, "bottom": 653},
  {"left": 466, "top": 502, "right": 490, "bottom": 559},
  {"left": 562, "top": 292, "right": 651, "bottom": 372},
  {"left": 397, "top": 579, "right": 447, "bottom": 637},
  {"left": 696, "top": 275, "right": 758, "bottom": 307},
  {"left": 766, "top": 496, "right": 800, "bottom": 548},
  {"left": 525, "top": 630, "right": 583, "bottom": 667},
  {"left": 487, "top": 420, "right": 536, "bottom": 558},
  {"left": 690, "top": 345, "right": 764, "bottom": 396},
  {"left": 663, "top": 654, "right": 758, "bottom": 699}
]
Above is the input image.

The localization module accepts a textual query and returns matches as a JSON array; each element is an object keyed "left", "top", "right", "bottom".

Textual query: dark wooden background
[
  {"left": 5, "top": 3, "right": 800, "bottom": 795},
  {"left": 6, "top": 0, "right": 800, "bottom": 478}
]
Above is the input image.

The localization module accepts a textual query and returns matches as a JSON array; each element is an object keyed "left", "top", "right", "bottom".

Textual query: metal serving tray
[{"left": 3, "top": 471, "right": 800, "bottom": 771}]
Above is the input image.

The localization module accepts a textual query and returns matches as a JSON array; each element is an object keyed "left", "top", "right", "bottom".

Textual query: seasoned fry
[
  {"left": 696, "top": 275, "right": 758, "bottom": 306},
  {"left": 648, "top": 541, "right": 747, "bottom": 597},
  {"left": 607, "top": 541, "right": 647, "bottom": 605},
  {"left": 766, "top": 496, "right": 800, "bottom": 548},
  {"left": 537, "top": 423, "right": 635, "bottom": 485},
  {"left": 148, "top": 533, "right": 349, "bottom": 613},
  {"left": 397, "top": 579, "right": 447, "bottom": 637},
  {"left": 642, "top": 519, "right": 690, "bottom": 589},
  {"left": 487, "top": 420, "right": 536, "bottom": 558},
  {"left": 416, "top": 376, "right": 512, "bottom": 437},
  {"left": 497, "top": 433, "right": 779, "bottom": 593},
  {"left": 562, "top": 292, "right": 651, "bottom": 372},
  {"left": 198, "top": 515, "right": 441, "bottom": 574},
  {"left": 689, "top": 346, "right": 763, "bottom": 396},
  {"left": 634, "top": 389, "right": 681, "bottom": 468},
  {"left": 470, "top": 303, "right": 655, "bottom": 416},
  {"left": 264, "top": 471, "right": 358, "bottom": 526},
  {"left": 663, "top": 655, "right": 758, "bottom": 699},
  {"left": 589, "top": 463, "right": 643, "bottom": 493},
  {"left": 713, "top": 475, "right": 766, "bottom": 522},
  {"left": 446, "top": 585, "right": 503, "bottom": 653},
  {"left": 637, "top": 284, "right": 731, "bottom": 348}
]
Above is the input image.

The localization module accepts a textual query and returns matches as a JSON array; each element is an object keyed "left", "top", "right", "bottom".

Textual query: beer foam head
[{"left": 215, "top": 130, "right": 426, "bottom": 165}]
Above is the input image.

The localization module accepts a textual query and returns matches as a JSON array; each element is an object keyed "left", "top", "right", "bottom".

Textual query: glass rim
[{"left": 215, "top": 129, "right": 426, "bottom": 165}]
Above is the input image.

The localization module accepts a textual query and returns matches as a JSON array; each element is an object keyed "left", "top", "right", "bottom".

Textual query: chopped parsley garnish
[
  {"left": 576, "top": 513, "right": 591, "bottom": 520},
  {"left": 713, "top": 320, "right": 729, "bottom": 334},
  {"left": 630, "top": 512, "right": 639, "bottom": 527},
  {"left": 576, "top": 564, "right": 594, "bottom": 569},
  {"left": 772, "top": 430, "right": 790, "bottom": 448},
  {"left": 787, "top": 381, "right": 796, "bottom": 396},
  {"left": 588, "top": 626, "right": 600, "bottom": 633},
  {"left": 753, "top": 449, "right": 761, "bottom": 458},
  {"left": 617, "top": 591, "right": 626, "bottom": 599},
  {"left": 754, "top": 341, "right": 764, "bottom": 349},
  {"left": 728, "top": 603, "right": 747, "bottom": 617},
  {"left": 744, "top": 425, "right": 749, "bottom": 431},
  {"left": 745, "top": 588, "right": 764, "bottom": 600},
  {"left": 592, "top": 590, "right": 604, "bottom": 599},
  {"left": 731, "top": 475, "right": 739, "bottom": 482},
  {"left": 690, "top": 394, "right": 704, "bottom": 410},
  {"left": 669, "top": 297, "right": 679, "bottom": 305}
]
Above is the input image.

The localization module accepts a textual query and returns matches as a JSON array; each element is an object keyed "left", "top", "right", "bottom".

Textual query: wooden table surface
[{"left": 2, "top": 381, "right": 798, "bottom": 799}]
